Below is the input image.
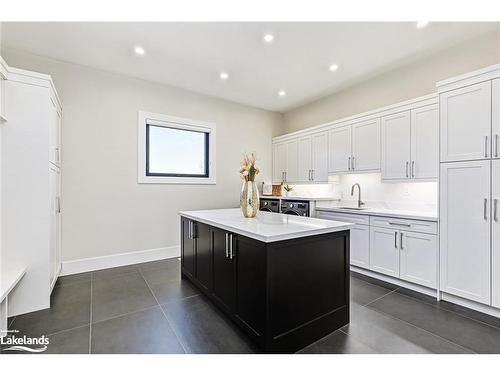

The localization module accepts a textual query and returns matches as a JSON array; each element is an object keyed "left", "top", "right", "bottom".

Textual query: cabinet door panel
[
  {"left": 399, "top": 231, "right": 437, "bottom": 288},
  {"left": 493, "top": 79, "right": 500, "bottom": 160},
  {"left": 369, "top": 227, "right": 399, "bottom": 277},
  {"left": 49, "top": 165, "right": 59, "bottom": 287},
  {"left": 297, "top": 136, "right": 312, "bottom": 182},
  {"left": 352, "top": 118, "right": 381, "bottom": 172},
  {"left": 440, "top": 161, "right": 491, "bottom": 304},
  {"left": 440, "top": 81, "right": 492, "bottom": 162},
  {"left": 381, "top": 111, "right": 411, "bottom": 180},
  {"left": 311, "top": 132, "right": 328, "bottom": 182},
  {"left": 181, "top": 217, "right": 195, "bottom": 278},
  {"left": 411, "top": 105, "right": 438, "bottom": 179},
  {"left": 492, "top": 160, "right": 500, "bottom": 308},
  {"left": 273, "top": 143, "right": 287, "bottom": 183},
  {"left": 350, "top": 224, "right": 370, "bottom": 269},
  {"left": 212, "top": 228, "right": 236, "bottom": 312},
  {"left": 195, "top": 222, "right": 211, "bottom": 293},
  {"left": 286, "top": 140, "right": 298, "bottom": 182},
  {"left": 328, "top": 126, "right": 351, "bottom": 173}
]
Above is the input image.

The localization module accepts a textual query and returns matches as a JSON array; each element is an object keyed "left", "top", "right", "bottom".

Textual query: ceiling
[{"left": 2, "top": 22, "right": 499, "bottom": 112}]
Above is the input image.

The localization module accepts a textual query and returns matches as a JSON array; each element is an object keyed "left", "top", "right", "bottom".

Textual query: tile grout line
[
  {"left": 393, "top": 289, "right": 500, "bottom": 332},
  {"left": 362, "top": 287, "right": 401, "bottom": 307},
  {"left": 137, "top": 267, "right": 190, "bottom": 354},
  {"left": 89, "top": 272, "right": 93, "bottom": 354},
  {"left": 46, "top": 323, "right": 91, "bottom": 338}
]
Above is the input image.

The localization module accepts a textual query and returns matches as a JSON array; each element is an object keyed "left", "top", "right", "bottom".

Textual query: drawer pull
[
  {"left": 400, "top": 232, "right": 404, "bottom": 250},
  {"left": 388, "top": 221, "right": 411, "bottom": 227},
  {"left": 394, "top": 231, "right": 398, "bottom": 248}
]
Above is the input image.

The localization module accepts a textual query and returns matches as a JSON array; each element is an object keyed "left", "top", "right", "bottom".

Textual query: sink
[{"left": 336, "top": 207, "right": 369, "bottom": 210}]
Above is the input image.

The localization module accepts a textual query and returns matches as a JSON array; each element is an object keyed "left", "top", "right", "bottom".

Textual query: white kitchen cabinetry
[
  {"left": 399, "top": 231, "right": 437, "bottom": 289},
  {"left": 411, "top": 105, "right": 438, "bottom": 179},
  {"left": 370, "top": 226, "right": 400, "bottom": 277},
  {"left": 351, "top": 118, "right": 381, "bottom": 172},
  {"left": 381, "top": 111, "right": 411, "bottom": 180},
  {"left": 2, "top": 66, "right": 62, "bottom": 316},
  {"left": 492, "top": 159, "right": 500, "bottom": 308},
  {"left": 328, "top": 126, "right": 351, "bottom": 174},
  {"left": 493, "top": 79, "right": 500, "bottom": 160},
  {"left": 439, "top": 161, "right": 491, "bottom": 304},
  {"left": 285, "top": 140, "right": 298, "bottom": 183},
  {"left": 297, "top": 136, "right": 312, "bottom": 182},
  {"left": 273, "top": 142, "right": 287, "bottom": 183},
  {"left": 440, "top": 81, "right": 492, "bottom": 163},
  {"left": 311, "top": 132, "right": 328, "bottom": 182}
]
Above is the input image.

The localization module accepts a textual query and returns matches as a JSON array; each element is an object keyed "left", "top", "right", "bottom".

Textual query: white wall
[
  {"left": 282, "top": 29, "right": 500, "bottom": 134},
  {"left": 2, "top": 48, "right": 283, "bottom": 266}
]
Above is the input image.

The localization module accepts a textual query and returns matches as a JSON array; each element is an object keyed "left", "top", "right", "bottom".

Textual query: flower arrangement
[
  {"left": 239, "top": 153, "right": 260, "bottom": 182},
  {"left": 283, "top": 184, "right": 293, "bottom": 193}
]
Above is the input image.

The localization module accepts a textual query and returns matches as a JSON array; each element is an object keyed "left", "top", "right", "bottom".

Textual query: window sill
[{"left": 138, "top": 175, "right": 216, "bottom": 184}]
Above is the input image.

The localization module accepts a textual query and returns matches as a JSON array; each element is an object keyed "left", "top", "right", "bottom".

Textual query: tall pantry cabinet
[
  {"left": 2, "top": 65, "right": 62, "bottom": 316},
  {"left": 438, "top": 65, "right": 500, "bottom": 308}
]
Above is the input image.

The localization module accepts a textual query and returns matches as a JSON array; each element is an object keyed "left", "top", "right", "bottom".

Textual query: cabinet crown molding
[{"left": 437, "top": 63, "right": 500, "bottom": 93}]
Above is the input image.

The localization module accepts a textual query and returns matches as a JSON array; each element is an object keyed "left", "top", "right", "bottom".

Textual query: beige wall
[
  {"left": 282, "top": 30, "right": 500, "bottom": 134},
  {"left": 2, "top": 48, "right": 283, "bottom": 262}
]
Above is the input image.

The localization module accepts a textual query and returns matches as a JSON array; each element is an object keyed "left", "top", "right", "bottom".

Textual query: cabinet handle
[
  {"left": 55, "top": 147, "right": 60, "bottom": 163},
  {"left": 229, "top": 234, "right": 233, "bottom": 259},
  {"left": 405, "top": 161, "right": 409, "bottom": 178},
  {"left": 484, "top": 198, "right": 488, "bottom": 220},
  {"left": 394, "top": 232, "right": 398, "bottom": 249},
  {"left": 311, "top": 169, "right": 314, "bottom": 181},
  {"left": 388, "top": 221, "right": 411, "bottom": 227},
  {"left": 494, "top": 198, "right": 498, "bottom": 222},
  {"left": 348, "top": 157, "right": 351, "bottom": 171},
  {"left": 411, "top": 161, "right": 415, "bottom": 178},
  {"left": 225, "top": 233, "right": 229, "bottom": 258},
  {"left": 352, "top": 156, "right": 355, "bottom": 170},
  {"left": 485, "top": 135, "right": 489, "bottom": 158},
  {"left": 496, "top": 134, "right": 499, "bottom": 158},
  {"left": 284, "top": 172, "right": 287, "bottom": 181},
  {"left": 400, "top": 232, "right": 404, "bottom": 250},
  {"left": 188, "top": 221, "right": 191, "bottom": 239},
  {"left": 56, "top": 196, "right": 61, "bottom": 213}
]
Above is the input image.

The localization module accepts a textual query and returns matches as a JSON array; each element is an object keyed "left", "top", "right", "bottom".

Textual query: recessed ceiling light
[
  {"left": 329, "top": 64, "right": 339, "bottom": 72},
  {"left": 134, "top": 46, "right": 145, "bottom": 55},
  {"left": 416, "top": 21, "right": 430, "bottom": 29},
  {"left": 278, "top": 90, "right": 286, "bottom": 97},
  {"left": 219, "top": 72, "right": 229, "bottom": 80},
  {"left": 263, "top": 34, "right": 274, "bottom": 43}
]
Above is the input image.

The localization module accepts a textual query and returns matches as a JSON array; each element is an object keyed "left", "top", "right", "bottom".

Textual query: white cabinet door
[
  {"left": 411, "top": 105, "right": 438, "bottom": 179},
  {"left": 351, "top": 224, "right": 370, "bottom": 269},
  {"left": 440, "top": 81, "right": 492, "bottom": 162},
  {"left": 285, "top": 139, "right": 299, "bottom": 182},
  {"left": 493, "top": 79, "right": 500, "bottom": 160},
  {"left": 369, "top": 226, "right": 399, "bottom": 277},
  {"left": 297, "top": 136, "right": 312, "bottom": 182},
  {"left": 399, "top": 231, "right": 437, "bottom": 288},
  {"left": 273, "top": 142, "right": 287, "bottom": 183},
  {"left": 311, "top": 132, "right": 328, "bottom": 183},
  {"left": 492, "top": 159, "right": 500, "bottom": 308},
  {"left": 381, "top": 111, "right": 411, "bottom": 180},
  {"left": 49, "top": 165, "right": 61, "bottom": 288},
  {"left": 440, "top": 160, "right": 491, "bottom": 304},
  {"left": 328, "top": 126, "right": 351, "bottom": 174},
  {"left": 352, "top": 118, "right": 381, "bottom": 172}
]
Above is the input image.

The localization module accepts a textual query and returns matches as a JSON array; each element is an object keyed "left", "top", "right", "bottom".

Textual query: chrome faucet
[{"left": 351, "top": 183, "right": 365, "bottom": 208}]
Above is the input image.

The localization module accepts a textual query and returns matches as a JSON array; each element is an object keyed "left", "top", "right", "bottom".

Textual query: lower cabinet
[
  {"left": 399, "top": 231, "right": 437, "bottom": 289},
  {"left": 180, "top": 217, "right": 196, "bottom": 279},
  {"left": 369, "top": 227, "right": 400, "bottom": 277},
  {"left": 350, "top": 225, "right": 370, "bottom": 268},
  {"left": 211, "top": 227, "right": 236, "bottom": 311},
  {"left": 493, "top": 160, "right": 500, "bottom": 308}
]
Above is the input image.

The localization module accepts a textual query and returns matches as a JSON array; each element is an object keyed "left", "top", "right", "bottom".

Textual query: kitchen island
[{"left": 179, "top": 208, "right": 352, "bottom": 353}]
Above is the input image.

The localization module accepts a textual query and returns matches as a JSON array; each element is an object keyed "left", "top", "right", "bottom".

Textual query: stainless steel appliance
[
  {"left": 260, "top": 198, "right": 280, "bottom": 213},
  {"left": 280, "top": 200, "right": 310, "bottom": 216}
]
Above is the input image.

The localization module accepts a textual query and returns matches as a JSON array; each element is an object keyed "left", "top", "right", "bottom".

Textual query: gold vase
[{"left": 240, "top": 180, "right": 260, "bottom": 218}]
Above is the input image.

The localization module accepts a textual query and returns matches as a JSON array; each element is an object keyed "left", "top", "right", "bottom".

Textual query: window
[{"left": 138, "top": 111, "right": 216, "bottom": 184}]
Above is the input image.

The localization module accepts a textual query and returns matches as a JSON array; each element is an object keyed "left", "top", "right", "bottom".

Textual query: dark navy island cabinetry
[{"left": 179, "top": 209, "right": 351, "bottom": 353}]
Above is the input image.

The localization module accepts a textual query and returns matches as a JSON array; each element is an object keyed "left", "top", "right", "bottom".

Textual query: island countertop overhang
[{"left": 178, "top": 208, "right": 353, "bottom": 243}]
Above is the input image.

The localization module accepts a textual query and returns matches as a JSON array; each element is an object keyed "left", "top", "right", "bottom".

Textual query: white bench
[{"left": 1, "top": 268, "right": 26, "bottom": 337}]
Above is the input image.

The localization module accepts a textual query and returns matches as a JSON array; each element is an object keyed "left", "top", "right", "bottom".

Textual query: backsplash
[{"left": 289, "top": 173, "right": 438, "bottom": 212}]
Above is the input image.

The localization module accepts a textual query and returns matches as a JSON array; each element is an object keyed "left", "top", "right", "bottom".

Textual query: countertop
[
  {"left": 179, "top": 208, "right": 353, "bottom": 243},
  {"left": 259, "top": 195, "right": 340, "bottom": 202},
  {"left": 315, "top": 205, "right": 438, "bottom": 222}
]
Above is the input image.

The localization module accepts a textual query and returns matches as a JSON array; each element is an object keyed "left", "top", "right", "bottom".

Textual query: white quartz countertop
[
  {"left": 260, "top": 195, "right": 339, "bottom": 202},
  {"left": 179, "top": 208, "right": 353, "bottom": 243},
  {"left": 315, "top": 206, "right": 438, "bottom": 222}
]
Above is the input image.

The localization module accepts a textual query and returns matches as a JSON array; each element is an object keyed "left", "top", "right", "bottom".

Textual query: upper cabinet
[
  {"left": 311, "top": 132, "right": 328, "bottom": 182},
  {"left": 440, "top": 81, "right": 492, "bottom": 163},
  {"left": 351, "top": 118, "right": 381, "bottom": 172},
  {"left": 272, "top": 142, "right": 287, "bottom": 183},
  {"left": 493, "top": 78, "right": 500, "bottom": 160},
  {"left": 328, "top": 126, "right": 351, "bottom": 174},
  {"left": 381, "top": 105, "right": 438, "bottom": 181}
]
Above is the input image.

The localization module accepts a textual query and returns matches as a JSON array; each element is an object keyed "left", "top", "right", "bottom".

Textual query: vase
[{"left": 240, "top": 180, "right": 260, "bottom": 218}]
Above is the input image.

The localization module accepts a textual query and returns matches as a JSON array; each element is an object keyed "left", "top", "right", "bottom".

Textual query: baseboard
[
  {"left": 440, "top": 292, "right": 500, "bottom": 319},
  {"left": 61, "top": 245, "right": 180, "bottom": 275}
]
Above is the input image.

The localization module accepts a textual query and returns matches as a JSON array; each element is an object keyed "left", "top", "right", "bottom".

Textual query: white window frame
[{"left": 138, "top": 111, "right": 216, "bottom": 184}]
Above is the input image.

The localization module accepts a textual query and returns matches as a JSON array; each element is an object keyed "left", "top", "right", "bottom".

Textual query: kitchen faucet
[{"left": 351, "top": 183, "right": 365, "bottom": 208}]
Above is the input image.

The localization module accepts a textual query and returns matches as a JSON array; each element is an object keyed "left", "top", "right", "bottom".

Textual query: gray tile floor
[{"left": 3, "top": 258, "right": 500, "bottom": 354}]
